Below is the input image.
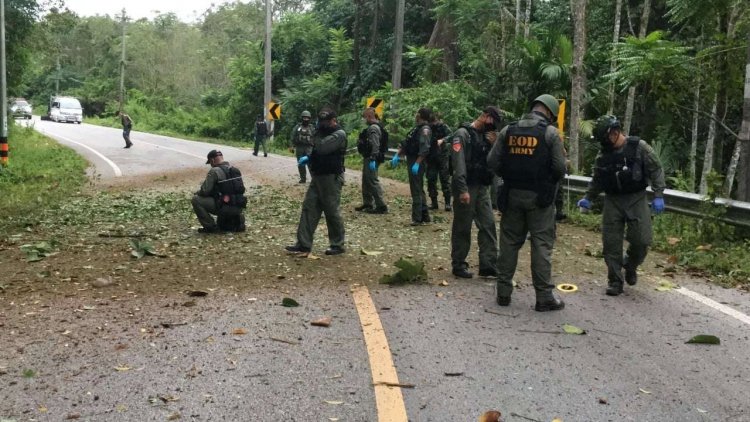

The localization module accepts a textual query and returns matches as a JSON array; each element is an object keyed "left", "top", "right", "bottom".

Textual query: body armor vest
[
  {"left": 297, "top": 125, "right": 314, "bottom": 146},
  {"left": 594, "top": 136, "right": 647, "bottom": 195},
  {"left": 310, "top": 129, "right": 346, "bottom": 175},
  {"left": 428, "top": 122, "right": 451, "bottom": 162},
  {"left": 500, "top": 120, "right": 551, "bottom": 191},
  {"left": 460, "top": 124, "right": 493, "bottom": 186},
  {"left": 404, "top": 124, "right": 429, "bottom": 157}
]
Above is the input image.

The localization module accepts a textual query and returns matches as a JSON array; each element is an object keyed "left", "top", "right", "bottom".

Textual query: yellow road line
[{"left": 351, "top": 285, "right": 408, "bottom": 422}]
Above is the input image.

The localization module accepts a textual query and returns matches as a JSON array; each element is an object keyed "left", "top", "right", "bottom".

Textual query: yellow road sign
[
  {"left": 366, "top": 97, "right": 384, "bottom": 119},
  {"left": 267, "top": 101, "right": 281, "bottom": 120},
  {"left": 557, "top": 99, "right": 566, "bottom": 136}
]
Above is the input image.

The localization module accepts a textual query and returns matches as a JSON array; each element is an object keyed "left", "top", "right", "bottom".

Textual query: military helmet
[
  {"left": 592, "top": 115, "right": 621, "bottom": 143},
  {"left": 301, "top": 110, "right": 312, "bottom": 118},
  {"left": 531, "top": 94, "right": 560, "bottom": 118}
]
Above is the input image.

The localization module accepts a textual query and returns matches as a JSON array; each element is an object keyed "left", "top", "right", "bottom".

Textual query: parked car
[
  {"left": 47, "top": 96, "right": 83, "bottom": 124},
  {"left": 9, "top": 99, "right": 32, "bottom": 119}
]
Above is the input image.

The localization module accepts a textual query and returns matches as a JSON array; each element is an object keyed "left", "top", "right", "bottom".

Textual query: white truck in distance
[{"left": 46, "top": 96, "right": 83, "bottom": 124}]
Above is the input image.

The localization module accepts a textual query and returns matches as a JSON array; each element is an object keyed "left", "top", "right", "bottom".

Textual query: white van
[{"left": 48, "top": 96, "right": 83, "bottom": 124}]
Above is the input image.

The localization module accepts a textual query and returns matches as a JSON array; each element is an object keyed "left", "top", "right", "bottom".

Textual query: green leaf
[
  {"left": 562, "top": 324, "right": 586, "bottom": 335},
  {"left": 655, "top": 280, "right": 677, "bottom": 291},
  {"left": 685, "top": 335, "right": 720, "bottom": 345},
  {"left": 380, "top": 258, "right": 428, "bottom": 285},
  {"left": 22, "top": 369, "right": 36, "bottom": 378},
  {"left": 281, "top": 298, "right": 299, "bottom": 307}
]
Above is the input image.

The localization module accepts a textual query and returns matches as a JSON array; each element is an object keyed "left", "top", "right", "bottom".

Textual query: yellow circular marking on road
[{"left": 556, "top": 283, "right": 578, "bottom": 293}]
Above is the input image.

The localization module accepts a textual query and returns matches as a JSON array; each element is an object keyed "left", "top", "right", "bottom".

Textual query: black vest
[
  {"left": 405, "top": 124, "right": 428, "bottom": 157},
  {"left": 460, "top": 124, "right": 493, "bottom": 186},
  {"left": 594, "top": 136, "right": 647, "bottom": 195},
  {"left": 500, "top": 119, "right": 552, "bottom": 191},
  {"left": 310, "top": 129, "right": 346, "bottom": 175},
  {"left": 428, "top": 122, "right": 451, "bottom": 162}
]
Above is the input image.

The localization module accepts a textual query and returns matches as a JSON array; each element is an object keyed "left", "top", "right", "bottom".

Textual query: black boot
[{"left": 606, "top": 282, "right": 624, "bottom": 296}]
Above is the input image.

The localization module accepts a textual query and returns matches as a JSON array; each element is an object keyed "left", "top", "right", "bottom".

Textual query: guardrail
[{"left": 386, "top": 148, "right": 750, "bottom": 229}]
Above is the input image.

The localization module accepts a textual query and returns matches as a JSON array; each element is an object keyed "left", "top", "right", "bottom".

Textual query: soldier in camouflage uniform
[
  {"left": 285, "top": 109, "right": 348, "bottom": 256},
  {"left": 449, "top": 107, "right": 501, "bottom": 279},
  {"left": 427, "top": 114, "right": 453, "bottom": 211},
  {"left": 355, "top": 107, "right": 388, "bottom": 214},
  {"left": 392, "top": 108, "right": 432, "bottom": 225},
  {"left": 291, "top": 111, "right": 315, "bottom": 183},
  {"left": 487, "top": 94, "right": 567, "bottom": 312},
  {"left": 577, "top": 115, "right": 666, "bottom": 296}
]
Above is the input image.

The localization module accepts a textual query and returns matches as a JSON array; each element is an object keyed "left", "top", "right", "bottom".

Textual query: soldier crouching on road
[
  {"left": 576, "top": 115, "right": 666, "bottom": 296},
  {"left": 449, "top": 107, "right": 501, "bottom": 279},
  {"left": 285, "top": 108, "right": 348, "bottom": 256},
  {"left": 192, "top": 150, "right": 247, "bottom": 233},
  {"left": 487, "top": 94, "right": 567, "bottom": 312}
]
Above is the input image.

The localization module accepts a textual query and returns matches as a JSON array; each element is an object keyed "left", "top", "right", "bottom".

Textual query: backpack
[
  {"left": 376, "top": 122, "right": 389, "bottom": 163},
  {"left": 217, "top": 165, "right": 247, "bottom": 208}
]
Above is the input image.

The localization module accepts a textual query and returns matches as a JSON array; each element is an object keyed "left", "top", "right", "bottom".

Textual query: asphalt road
[{"left": 12, "top": 117, "right": 750, "bottom": 421}]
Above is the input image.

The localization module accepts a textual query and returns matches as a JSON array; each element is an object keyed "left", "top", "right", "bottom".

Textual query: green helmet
[
  {"left": 592, "top": 115, "right": 621, "bottom": 144},
  {"left": 531, "top": 94, "right": 559, "bottom": 118},
  {"left": 301, "top": 110, "right": 312, "bottom": 118}
]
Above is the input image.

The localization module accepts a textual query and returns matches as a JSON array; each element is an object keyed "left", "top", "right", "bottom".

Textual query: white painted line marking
[
  {"left": 51, "top": 134, "right": 123, "bottom": 177},
  {"left": 134, "top": 139, "right": 205, "bottom": 159},
  {"left": 675, "top": 287, "right": 750, "bottom": 326}
]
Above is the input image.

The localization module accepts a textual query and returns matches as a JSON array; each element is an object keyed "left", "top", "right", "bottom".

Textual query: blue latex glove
[
  {"left": 368, "top": 160, "right": 377, "bottom": 171},
  {"left": 390, "top": 154, "right": 400, "bottom": 168},
  {"left": 411, "top": 162, "right": 420, "bottom": 176},
  {"left": 298, "top": 155, "right": 309, "bottom": 165},
  {"left": 652, "top": 197, "right": 665, "bottom": 215},
  {"left": 577, "top": 197, "right": 591, "bottom": 210}
]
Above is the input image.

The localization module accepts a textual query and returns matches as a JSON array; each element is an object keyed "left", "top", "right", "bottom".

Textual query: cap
[
  {"left": 206, "top": 149, "right": 222, "bottom": 164},
  {"left": 318, "top": 109, "right": 337, "bottom": 121}
]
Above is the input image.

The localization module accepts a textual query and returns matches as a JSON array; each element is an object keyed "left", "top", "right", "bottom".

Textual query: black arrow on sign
[
  {"left": 368, "top": 98, "right": 382, "bottom": 109},
  {"left": 270, "top": 103, "right": 280, "bottom": 119}
]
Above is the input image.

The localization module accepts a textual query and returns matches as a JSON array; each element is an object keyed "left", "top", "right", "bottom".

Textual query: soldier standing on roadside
[
  {"left": 285, "top": 108, "right": 348, "bottom": 256},
  {"left": 449, "top": 107, "right": 501, "bottom": 279},
  {"left": 487, "top": 94, "right": 567, "bottom": 311},
  {"left": 291, "top": 111, "right": 315, "bottom": 183},
  {"left": 391, "top": 108, "right": 432, "bottom": 225},
  {"left": 576, "top": 115, "right": 666, "bottom": 296},
  {"left": 427, "top": 113, "right": 453, "bottom": 212},
  {"left": 253, "top": 115, "right": 268, "bottom": 157},
  {"left": 355, "top": 107, "right": 388, "bottom": 214},
  {"left": 116, "top": 110, "right": 133, "bottom": 149}
]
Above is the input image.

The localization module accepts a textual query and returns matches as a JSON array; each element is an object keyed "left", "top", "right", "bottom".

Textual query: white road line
[
  {"left": 51, "top": 133, "right": 123, "bottom": 177},
  {"left": 134, "top": 139, "right": 206, "bottom": 159},
  {"left": 675, "top": 287, "right": 750, "bottom": 326}
]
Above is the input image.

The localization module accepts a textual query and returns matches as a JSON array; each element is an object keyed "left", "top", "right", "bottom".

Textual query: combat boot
[
  {"left": 534, "top": 295, "right": 565, "bottom": 312},
  {"left": 606, "top": 282, "right": 624, "bottom": 296},
  {"left": 625, "top": 266, "right": 638, "bottom": 286},
  {"left": 430, "top": 198, "right": 439, "bottom": 210},
  {"left": 421, "top": 212, "right": 431, "bottom": 223},
  {"left": 445, "top": 201, "right": 452, "bottom": 212}
]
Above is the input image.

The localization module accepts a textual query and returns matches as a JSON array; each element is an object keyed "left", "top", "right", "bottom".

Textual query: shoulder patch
[{"left": 452, "top": 141, "right": 462, "bottom": 153}]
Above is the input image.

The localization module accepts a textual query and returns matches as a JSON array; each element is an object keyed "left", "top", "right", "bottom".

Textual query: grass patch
[{"left": 0, "top": 124, "right": 88, "bottom": 228}]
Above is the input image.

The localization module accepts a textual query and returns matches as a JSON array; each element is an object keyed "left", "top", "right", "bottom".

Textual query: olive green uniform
[
  {"left": 192, "top": 162, "right": 243, "bottom": 230},
  {"left": 401, "top": 125, "right": 431, "bottom": 223},
  {"left": 584, "top": 139, "right": 666, "bottom": 288},
  {"left": 450, "top": 126, "right": 498, "bottom": 274},
  {"left": 295, "top": 128, "right": 348, "bottom": 250},
  {"left": 292, "top": 123, "right": 315, "bottom": 182},
  {"left": 487, "top": 113, "right": 567, "bottom": 301},
  {"left": 360, "top": 123, "right": 387, "bottom": 209}
]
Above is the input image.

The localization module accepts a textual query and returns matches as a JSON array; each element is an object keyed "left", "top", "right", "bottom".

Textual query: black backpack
[{"left": 217, "top": 165, "right": 247, "bottom": 208}]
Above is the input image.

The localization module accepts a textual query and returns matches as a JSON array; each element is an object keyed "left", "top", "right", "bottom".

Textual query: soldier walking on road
[
  {"left": 427, "top": 114, "right": 453, "bottom": 212},
  {"left": 487, "top": 94, "right": 567, "bottom": 311},
  {"left": 253, "top": 115, "right": 269, "bottom": 157},
  {"left": 392, "top": 108, "right": 432, "bottom": 225},
  {"left": 116, "top": 111, "right": 133, "bottom": 149},
  {"left": 285, "top": 108, "right": 348, "bottom": 256},
  {"left": 576, "top": 115, "right": 666, "bottom": 296},
  {"left": 449, "top": 107, "right": 501, "bottom": 279},
  {"left": 355, "top": 107, "right": 388, "bottom": 214},
  {"left": 291, "top": 111, "right": 315, "bottom": 183}
]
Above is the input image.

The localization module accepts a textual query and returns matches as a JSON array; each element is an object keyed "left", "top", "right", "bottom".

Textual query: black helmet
[{"left": 592, "top": 115, "right": 621, "bottom": 144}]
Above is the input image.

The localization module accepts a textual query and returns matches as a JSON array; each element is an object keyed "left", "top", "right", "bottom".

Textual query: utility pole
[
  {"left": 391, "top": 0, "right": 405, "bottom": 90},
  {"left": 119, "top": 9, "right": 127, "bottom": 113},
  {"left": 264, "top": 0, "right": 273, "bottom": 138},
  {"left": 55, "top": 56, "right": 60, "bottom": 95},
  {"left": 1, "top": 0, "right": 8, "bottom": 167}
]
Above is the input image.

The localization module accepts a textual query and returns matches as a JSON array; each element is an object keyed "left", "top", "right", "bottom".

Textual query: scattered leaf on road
[
  {"left": 686, "top": 335, "right": 720, "bottom": 345},
  {"left": 360, "top": 248, "right": 383, "bottom": 256},
  {"left": 231, "top": 328, "right": 248, "bottom": 335},
  {"left": 324, "top": 400, "right": 344, "bottom": 405},
  {"left": 639, "top": 388, "right": 651, "bottom": 394},
  {"left": 92, "top": 276, "right": 114, "bottom": 288},
  {"left": 114, "top": 365, "right": 130, "bottom": 372},
  {"left": 655, "top": 280, "right": 677, "bottom": 292},
  {"left": 187, "top": 291, "right": 208, "bottom": 297},
  {"left": 598, "top": 397, "right": 608, "bottom": 405},
  {"left": 281, "top": 297, "right": 299, "bottom": 307},
  {"left": 478, "top": 410, "right": 503, "bottom": 422},
  {"left": 562, "top": 324, "right": 586, "bottom": 335},
  {"left": 311, "top": 316, "right": 332, "bottom": 327}
]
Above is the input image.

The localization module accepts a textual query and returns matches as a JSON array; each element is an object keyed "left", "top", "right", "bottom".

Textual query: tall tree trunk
[
  {"left": 500, "top": 8, "right": 507, "bottom": 71},
  {"left": 568, "top": 0, "right": 587, "bottom": 172},
  {"left": 352, "top": 0, "right": 363, "bottom": 84},
  {"left": 724, "top": 141, "right": 741, "bottom": 197},
  {"left": 427, "top": 17, "right": 457, "bottom": 81},
  {"left": 515, "top": 0, "right": 521, "bottom": 38},
  {"left": 736, "top": 29, "right": 750, "bottom": 202},
  {"left": 523, "top": 0, "right": 532, "bottom": 39},
  {"left": 623, "top": 0, "right": 651, "bottom": 134},
  {"left": 699, "top": 94, "right": 719, "bottom": 195},
  {"left": 689, "top": 87, "right": 700, "bottom": 192},
  {"left": 369, "top": 0, "right": 380, "bottom": 49},
  {"left": 392, "top": 0, "right": 405, "bottom": 89},
  {"left": 607, "top": 0, "right": 623, "bottom": 115}
]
